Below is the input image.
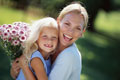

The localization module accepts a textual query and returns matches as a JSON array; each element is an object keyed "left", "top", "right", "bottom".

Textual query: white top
[{"left": 48, "top": 43, "right": 82, "bottom": 80}]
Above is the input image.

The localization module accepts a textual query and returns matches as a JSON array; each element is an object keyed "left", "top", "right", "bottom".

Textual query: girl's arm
[
  {"left": 19, "top": 55, "right": 48, "bottom": 80},
  {"left": 31, "top": 57, "right": 48, "bottom": 80},
  {"left": 20, "top": 64, "right": 36, "bottom": 80},
  {"left": 19, "top": 55, "right": 36, "bottom": 80}
]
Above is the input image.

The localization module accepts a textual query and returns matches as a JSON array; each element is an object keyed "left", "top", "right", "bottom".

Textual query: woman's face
[{"left": 59, "top": 12, "right": 84, "bottom": 47}]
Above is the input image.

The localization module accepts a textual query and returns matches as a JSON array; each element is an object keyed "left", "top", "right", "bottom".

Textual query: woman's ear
[
  {"left": 57, "top": 17, "right": 59, "bottom": 24},
  {"left": 83, "top": 28, "right": 86, "bottom": 33}
]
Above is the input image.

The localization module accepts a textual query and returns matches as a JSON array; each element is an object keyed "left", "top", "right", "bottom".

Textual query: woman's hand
[{"left": 10, "top": 58, "right": 20, "bottom": 79}]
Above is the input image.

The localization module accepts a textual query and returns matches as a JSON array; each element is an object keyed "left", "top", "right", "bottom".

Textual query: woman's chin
[{"left": 60, "top": 40, "right": 71, "bottom": 47}]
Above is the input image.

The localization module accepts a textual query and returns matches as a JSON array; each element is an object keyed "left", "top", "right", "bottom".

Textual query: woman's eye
[
  {"left": 77, "top": 27, "right": 81, "bottom": 31},
  {"left": 64, "top": 23, "right": 69, "bottom": 26}
]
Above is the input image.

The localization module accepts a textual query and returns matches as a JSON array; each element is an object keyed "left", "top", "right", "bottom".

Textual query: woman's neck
[{"left": 51, "top": 43, "right": 67, "bottom": 64}]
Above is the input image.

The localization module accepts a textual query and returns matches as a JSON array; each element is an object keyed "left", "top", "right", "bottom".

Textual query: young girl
[{"left": 16, "top": 17, "right": 58, "bottom": 80}]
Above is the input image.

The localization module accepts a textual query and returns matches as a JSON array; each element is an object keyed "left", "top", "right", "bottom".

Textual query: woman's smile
[{"left": 63, "top": 34, "right": 73, "bottom": 42}]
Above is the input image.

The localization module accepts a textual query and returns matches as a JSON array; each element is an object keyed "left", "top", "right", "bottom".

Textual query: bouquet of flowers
[{"left": 0, "top": 22, "right": 30, "bottom": 60}]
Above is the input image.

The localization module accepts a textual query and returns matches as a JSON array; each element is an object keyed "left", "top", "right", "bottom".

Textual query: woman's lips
[{"left": 63, "top": 34, "right": 73, "bottom": 42}]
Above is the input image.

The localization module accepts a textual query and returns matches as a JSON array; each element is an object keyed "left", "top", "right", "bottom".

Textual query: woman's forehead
[{"left": 62, "top": 12, "right": 84, "bottom": 26}]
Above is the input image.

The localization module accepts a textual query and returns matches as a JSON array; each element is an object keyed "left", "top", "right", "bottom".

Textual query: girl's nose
[{"left": 47, "top": 38, "right": 52, "bottom": 43}]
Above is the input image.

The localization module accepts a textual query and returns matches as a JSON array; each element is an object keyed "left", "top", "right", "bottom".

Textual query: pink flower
[
  {"left": 19, "top": 30, "right": 25, "bottom": 36},
  {"left": 2, "top": 37, "right": 7, "bottom": 41},
  {"left": 6, "top": 24, "right": 12, "bottom": 29},
  {"left": 3, "top": 31, "right": 9, "bottom": 38},
  {"left": 19, "top": 36, "right": 26, "bottom": 42},
  {"left": 8, "top": 37, "right": 12, "bottom": 42},
  {"left": 11, "top": 29, "right": 17, "bottom": 36},
  {"left": 0, "top": 22, "right": 30, "bottom": 60},
  {"left": 6, "top": 28, "right": 11, "bottom": 33},
  {"left": 8, "top": 24, "right": 12, "bottom": 28},
  {"left": 24, "top": 26, "right": 27, "bottom": 29},
  {"left": 12, "top": 40, "right": 20, "bottom": 46},
  {"left": 13, "top": 22, "right": 17, "bottom": 25},
  {"left": 2, "top": 24, "right": 7, "bottom": 28},
  {"left": 14, "top": 26, "right": 19, "bottom": 30}
]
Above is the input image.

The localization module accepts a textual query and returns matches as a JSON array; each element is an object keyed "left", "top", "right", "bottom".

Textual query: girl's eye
[
  {"left": 42, "top": 35, "right": 47, "bottom": 39},
  {"left": 51, "top": 37, "right": 57, "bottom": 41}
]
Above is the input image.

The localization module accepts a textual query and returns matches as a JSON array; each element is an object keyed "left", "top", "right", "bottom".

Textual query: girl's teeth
[{"left": 45, "top": 44, "right": 52, "bottom": 48}]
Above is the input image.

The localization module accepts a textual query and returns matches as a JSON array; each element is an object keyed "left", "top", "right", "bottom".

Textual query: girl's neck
[{"left": 38, "top": 48, "right": 50, "bottom": 60}]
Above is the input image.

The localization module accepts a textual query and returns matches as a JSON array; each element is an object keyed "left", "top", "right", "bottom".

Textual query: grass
[
  {"left": 95, "top": 10, "right": 120, "bottom": 39},
  {"left": 0, "top": 6, "right": 120, "bottom": 80},
  {"left": 0, "top": 6, "right": 44, "bottom": 25}
]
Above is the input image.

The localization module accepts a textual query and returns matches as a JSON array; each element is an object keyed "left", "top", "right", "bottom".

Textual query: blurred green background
[{"left": 0, "top": 0, "right": 120, "bottom": 80}]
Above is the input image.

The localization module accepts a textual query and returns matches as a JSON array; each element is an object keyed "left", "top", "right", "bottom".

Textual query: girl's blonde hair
[
  {"left": 23, "top": 17, "right": 58, "bottom": 61},
  {"left": 58, "top": 2, "right": 88, "bottom": 30}
]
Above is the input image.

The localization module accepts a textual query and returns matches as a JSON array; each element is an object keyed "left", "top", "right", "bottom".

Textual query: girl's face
[
  {"left": 37, "top": 27, "right": 58, "bottom": 54},
  {"left": 59, "top": 12, "right": 84, "bottom": 47}
]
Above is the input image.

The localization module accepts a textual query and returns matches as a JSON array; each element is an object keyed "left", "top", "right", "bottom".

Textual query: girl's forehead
[
  {"left": 41, "top": 27, "right": 58, "bottom": 34},
  {"left": 43, "top": 27, "right": 57, "bottom": 30}
]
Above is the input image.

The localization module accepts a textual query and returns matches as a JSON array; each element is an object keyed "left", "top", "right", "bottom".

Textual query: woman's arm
[
  {"left": 10, "top": 58, "right": 20, "bottom": 79},
  {"left": 31, "top": 58, "right": 48, "bottom": 80}
]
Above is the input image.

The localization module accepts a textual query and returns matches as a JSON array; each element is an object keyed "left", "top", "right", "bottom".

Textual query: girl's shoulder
[
  {"left": 30, "top": 50, "right": 45, "bottom": 67},
  {"left": 30, "top": 50, "right": 51, "bottom": 76},
  {"left": 31, "top": 50, "right": 43, "bottom": 59}
]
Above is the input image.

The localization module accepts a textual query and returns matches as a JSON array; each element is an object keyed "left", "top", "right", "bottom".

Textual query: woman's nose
[{"left": 68, "top": 28, "right": 74, "bottom": 34}]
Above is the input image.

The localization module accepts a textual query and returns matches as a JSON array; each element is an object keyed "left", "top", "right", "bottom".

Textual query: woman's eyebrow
[{"left": 66, "top": 20, "right": 71, "bottom": 24}]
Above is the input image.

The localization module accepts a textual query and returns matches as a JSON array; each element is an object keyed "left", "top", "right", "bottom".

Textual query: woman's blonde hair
[
  {"left": 23, "top": 17, "right": 58, "bottom": 61},
  {"left": 58, "top": 2, "right": 88, "bottom": 30}
]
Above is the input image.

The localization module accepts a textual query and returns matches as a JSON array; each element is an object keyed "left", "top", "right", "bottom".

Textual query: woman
[{"left": 11, "top": 2, "right": 88, "bottom": 80}]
